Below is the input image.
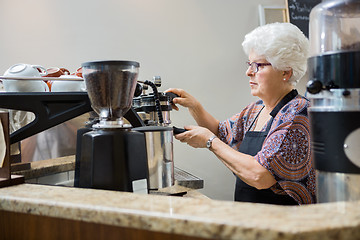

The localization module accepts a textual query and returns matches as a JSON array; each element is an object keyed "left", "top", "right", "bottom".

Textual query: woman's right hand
[
  {"left": 165, "top": 88, "right": 200, "bottom": 111},
  {"left": 166, "top": 88, "right": 220, "bottom": 134}
]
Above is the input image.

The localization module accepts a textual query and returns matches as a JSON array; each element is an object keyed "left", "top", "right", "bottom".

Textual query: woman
[{"left": 167, "top": 22, "right": 316, "bottom": 205}]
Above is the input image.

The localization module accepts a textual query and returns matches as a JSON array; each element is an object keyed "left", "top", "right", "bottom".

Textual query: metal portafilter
[{"left": 132, "top": 77, "right": 180, "bottom": 189}]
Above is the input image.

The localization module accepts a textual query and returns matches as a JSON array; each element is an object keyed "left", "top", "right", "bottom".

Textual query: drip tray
[
  {"left": 149, "top": 187, "right": 188, "bottom": 197},
  {"left": 149, "top": 167, "right": 204, "bottom": 197},
  {"left": 174, "top": 167, "right": 203, "bottom": 189}
]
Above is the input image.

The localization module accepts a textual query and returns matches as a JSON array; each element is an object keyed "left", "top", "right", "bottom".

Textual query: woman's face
[{"left": 246, "top": 51, "right": 285, "bottom": 100}]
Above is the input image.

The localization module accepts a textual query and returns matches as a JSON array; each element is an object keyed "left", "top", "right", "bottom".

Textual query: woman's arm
[
  {"left": 210, "top": 136, "right": 276, "bottom": 189},
  {"left": 175, "top": 125, "right": 276, "bottom": 189}
]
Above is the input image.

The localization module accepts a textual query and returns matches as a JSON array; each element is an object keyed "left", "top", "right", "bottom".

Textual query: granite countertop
[
  {"left": 1, "top": 184, "right": 360, "bottom": 240},
  {"left": 13, "top": 156, "right": 75, "bottom": 180},
  {"left": 3, "top": 157, "right": 360, "bottom": 239}
]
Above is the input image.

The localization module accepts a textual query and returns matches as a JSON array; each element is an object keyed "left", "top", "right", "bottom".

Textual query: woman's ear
[{"left": 282, "top": 69, "right": 293, "bottom": 81}]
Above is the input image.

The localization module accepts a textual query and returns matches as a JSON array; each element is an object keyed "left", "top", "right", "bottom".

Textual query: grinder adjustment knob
[
  {"left": 307, "top": 80, "right": 323, "bottom": 94},
  {"left": 134, "top": 83, "right": 143, "bottom": 97}
]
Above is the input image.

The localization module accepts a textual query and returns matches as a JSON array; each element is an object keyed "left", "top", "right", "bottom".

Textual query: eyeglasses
[{"left": 246, "top": 61, "right": 272, "bottom": 73}]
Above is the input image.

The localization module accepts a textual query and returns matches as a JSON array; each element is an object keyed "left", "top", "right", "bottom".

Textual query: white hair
[{"left": 242, "top": 22, "right": 309, "bottom": 86}]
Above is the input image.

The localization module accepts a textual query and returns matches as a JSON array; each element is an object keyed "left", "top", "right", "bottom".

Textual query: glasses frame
[{"left": 246, "top": 61, "right": 272, "bottom": 73}]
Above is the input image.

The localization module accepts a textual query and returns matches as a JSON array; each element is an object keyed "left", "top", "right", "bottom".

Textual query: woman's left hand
[{"left": 174, "top": 125, "right": 215, "bottom": 148}]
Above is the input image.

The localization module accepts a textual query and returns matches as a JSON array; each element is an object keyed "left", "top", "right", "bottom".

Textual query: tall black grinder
[
  {"left": 307, "top": 0, "right": 360, "bottom": 203},
  {"left": 77, "top": 61, "right": 149, "bottom": 193}
]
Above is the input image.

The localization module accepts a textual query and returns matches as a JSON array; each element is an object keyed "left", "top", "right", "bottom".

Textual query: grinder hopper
[{"left": 82, "top": 60, "right": 140, "bottom": 127}]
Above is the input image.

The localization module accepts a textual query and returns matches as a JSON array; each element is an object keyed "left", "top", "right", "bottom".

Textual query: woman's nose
[{"left": 246, "top": 66, "right": 253, "bottom": 76}]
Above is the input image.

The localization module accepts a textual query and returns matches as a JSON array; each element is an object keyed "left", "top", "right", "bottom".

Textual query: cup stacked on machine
[{"left": 1, "top": 63, "right": 85, "bottom": 92}]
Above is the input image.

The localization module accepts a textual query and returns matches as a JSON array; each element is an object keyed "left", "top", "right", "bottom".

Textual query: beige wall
[{"left": 0, "top": 0, "right": 307, "bottom": 200}]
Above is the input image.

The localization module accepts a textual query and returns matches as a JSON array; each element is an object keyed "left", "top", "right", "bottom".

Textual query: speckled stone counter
[
  {"left": 13, "top": 156, "right": 75, "bottom": 180},
  {"left": 1, "top": 183, "right": 360, "bottom": 240}
]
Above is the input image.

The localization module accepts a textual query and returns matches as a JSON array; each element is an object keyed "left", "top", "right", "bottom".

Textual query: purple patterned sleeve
[
  {"left": 218, "top": 103, "right": 256, "bottom": 149},
  {"left": 255, "top": 97, "right": 316, "bottom": 204}
]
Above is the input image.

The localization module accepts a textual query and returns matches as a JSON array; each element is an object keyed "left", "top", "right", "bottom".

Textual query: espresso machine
[{"left": 306, "top": 0, "right": 360, "bottom": 202}]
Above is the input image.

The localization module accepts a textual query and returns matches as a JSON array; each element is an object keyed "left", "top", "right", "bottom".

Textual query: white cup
[
  {"left": 3, "top": 63, "right": 49, "bottom": 92},
  {"left": 51, "top": 75, "right": 85, "bottom": 92}
]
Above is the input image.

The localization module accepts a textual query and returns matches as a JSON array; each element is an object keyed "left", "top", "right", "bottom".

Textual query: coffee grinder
[
  {"left": 307, "top": 0, "right": 360, "bottom": 202},
  {"left": 78, "top": 60, "right": 149, "bottom": 193}
]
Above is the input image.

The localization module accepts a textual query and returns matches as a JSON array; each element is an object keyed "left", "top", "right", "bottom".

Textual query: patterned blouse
[{"left": 218, "top": 94, "right": 316, "bottom": 204}]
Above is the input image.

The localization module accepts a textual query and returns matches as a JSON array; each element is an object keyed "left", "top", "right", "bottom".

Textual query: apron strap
[
  {"left": 264, "top": 117, "right": 274, "bottom": 133},
  {"left": 248, "top": 105, "right": 264, "bottom": 131}
]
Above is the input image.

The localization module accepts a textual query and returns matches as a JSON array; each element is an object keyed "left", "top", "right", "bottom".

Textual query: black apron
[{"left": 234, "top": 90, "right": 299, "bottom": 205}]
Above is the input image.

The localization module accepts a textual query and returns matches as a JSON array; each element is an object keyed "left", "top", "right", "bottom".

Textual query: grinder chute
[{"left": 307, "top": 0, "right": 360, "bottom": 203}]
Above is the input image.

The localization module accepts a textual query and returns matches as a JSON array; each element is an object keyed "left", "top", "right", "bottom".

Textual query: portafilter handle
[{"left": 164, "top": 92, "right": 179, "bottom": 104}]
